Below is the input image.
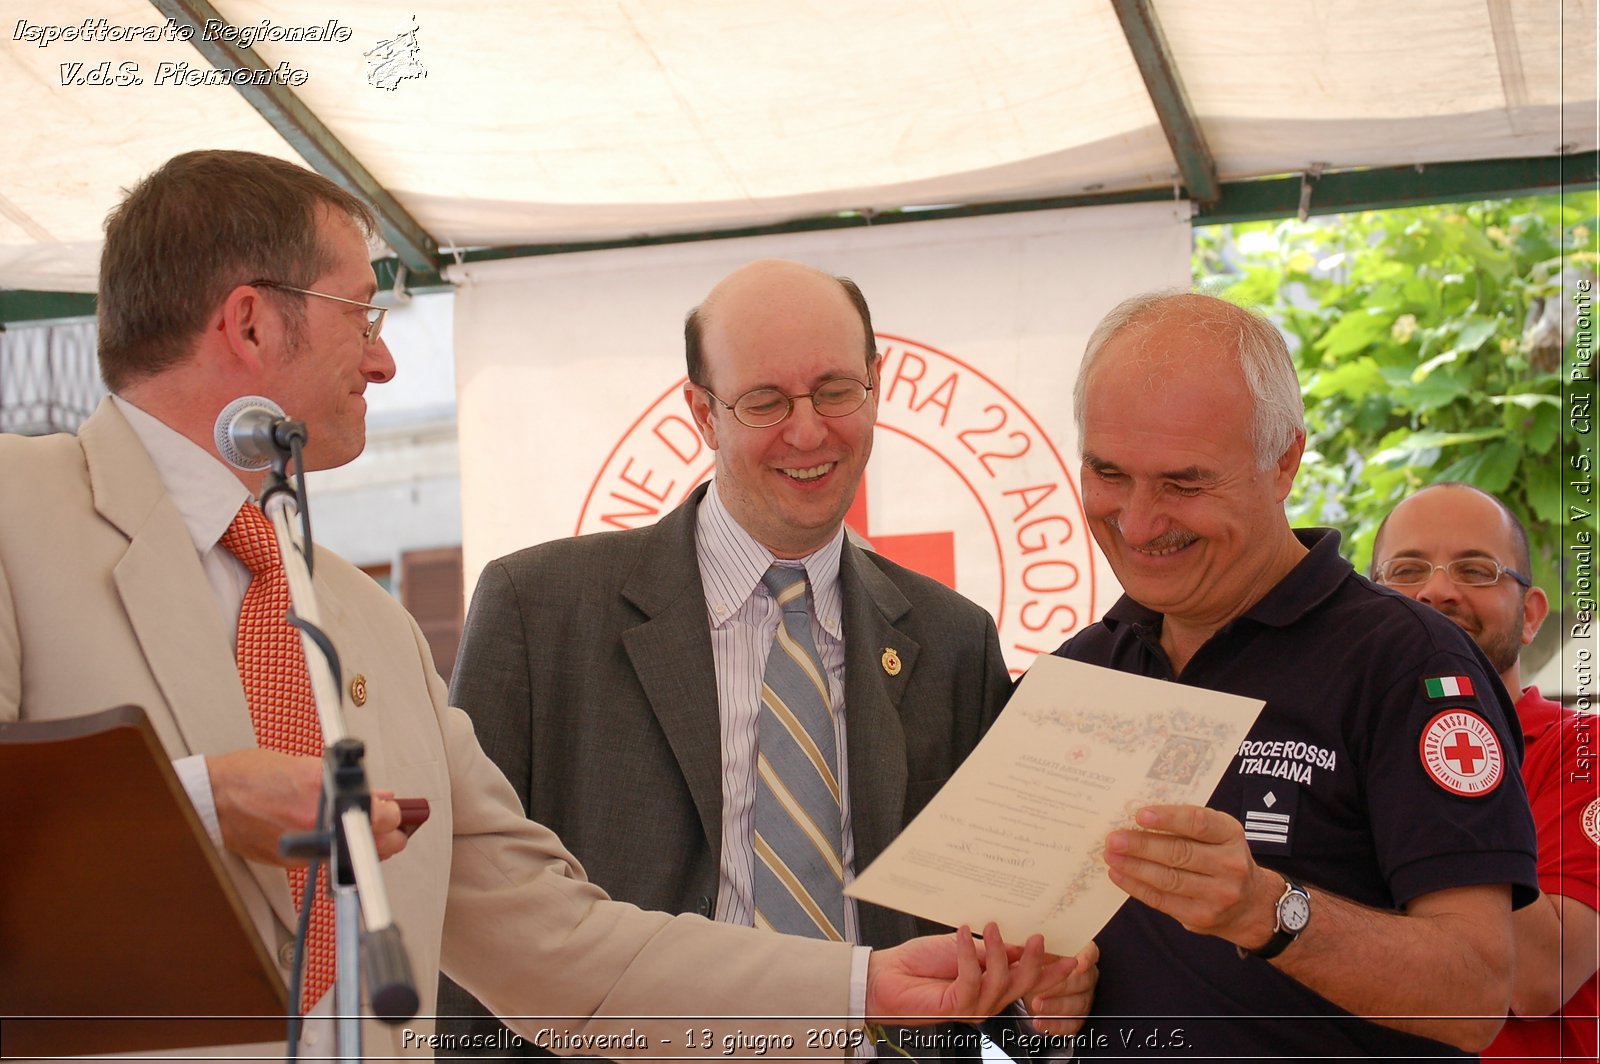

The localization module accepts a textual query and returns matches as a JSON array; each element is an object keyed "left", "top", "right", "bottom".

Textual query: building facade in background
[{"left": 0, "top": 293, "right": 465, "bottom": 677}]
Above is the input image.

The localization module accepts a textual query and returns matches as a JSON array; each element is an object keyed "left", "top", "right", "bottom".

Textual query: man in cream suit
[
  {"left": 0, "top": 150, "right": 1087, "bottom": 1058},
  {"left": 437, "top": 261, "right": 1081, "bottom": 1058}
]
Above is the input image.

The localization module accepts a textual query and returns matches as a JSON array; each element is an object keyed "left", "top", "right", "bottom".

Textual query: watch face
[{"left": 1280, "top": 891, "right": 1311, "bottom": 932}]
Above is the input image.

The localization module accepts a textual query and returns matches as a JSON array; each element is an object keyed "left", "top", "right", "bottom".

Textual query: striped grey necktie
[{"left": 753, "top": 565, "right": 846, "bottom": 940}]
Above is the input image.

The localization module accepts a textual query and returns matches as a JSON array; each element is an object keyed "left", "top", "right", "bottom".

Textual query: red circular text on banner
[{"left": 577, "top": 334, "right": 1097, "bottom": 673}]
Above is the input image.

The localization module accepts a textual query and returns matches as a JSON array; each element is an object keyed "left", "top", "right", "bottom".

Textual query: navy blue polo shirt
[{"left": 1055, "top": 528, "right": 1538, "bottom": 1059}]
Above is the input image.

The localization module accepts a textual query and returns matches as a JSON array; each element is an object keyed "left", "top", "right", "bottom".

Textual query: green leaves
[
  {"left": 1453, "top": 317, "right": 1500, "bottom": 355},
  {"left": 1524, "top": 460, "right": 1565, "bottom": 525},
  {"left": 1492, "top": 395, "right": 1562, "bottom": 454},
  {"left": 1305, "top": 358, "right": 1385, "bottom": 399},
  {"left": 1435, "top": 440, "right": 1522, "bottom": 495},
  {"left": 1315, "top": 309, "right": 1393, "bottom": 359},
  {"left": 1195, "top": 193, "right": 1594, "bottom": 610},
  {"left": 1369, "top": 427, "right": 1507, "bottom": 467}
]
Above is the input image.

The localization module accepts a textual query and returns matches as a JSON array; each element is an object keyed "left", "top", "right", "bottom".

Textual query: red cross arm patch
[{"left": 1418, "top": 708, "right": 1505, "bottom": 797}]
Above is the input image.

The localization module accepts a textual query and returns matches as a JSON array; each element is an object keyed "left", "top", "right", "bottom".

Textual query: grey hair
[{"left": 1073, "top": 290, "right": 1304, "bottom": 469}]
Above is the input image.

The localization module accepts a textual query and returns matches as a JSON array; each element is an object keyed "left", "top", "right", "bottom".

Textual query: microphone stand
[{"left": 257, "top": 424, "right": 417, "bottom": 1062}]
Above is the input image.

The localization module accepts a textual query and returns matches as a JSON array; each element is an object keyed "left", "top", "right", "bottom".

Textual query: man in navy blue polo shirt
[{"left": 1053, "top": 291, "right": 1538, "bottom": 1057}]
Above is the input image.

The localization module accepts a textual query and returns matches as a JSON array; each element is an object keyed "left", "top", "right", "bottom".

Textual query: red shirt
[{"left": 1485, "top": 687, "right": 1600, "bottom": 1062}]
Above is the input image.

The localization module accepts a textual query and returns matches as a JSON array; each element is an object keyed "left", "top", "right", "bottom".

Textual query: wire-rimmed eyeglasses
[
  {"left": 1374, "top": 557, "right": 1531, "bottom": 589},
  {"left": 248, "top": 280, "right": 387, "bottom": 344},
  {"left": 700, "top": 377, "right": 873, "bottom": 428}
]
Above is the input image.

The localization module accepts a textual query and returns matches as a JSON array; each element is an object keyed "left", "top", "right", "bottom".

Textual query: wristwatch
[{"left": 1236, "top": 876, "right": 1311, "bottom": 960}]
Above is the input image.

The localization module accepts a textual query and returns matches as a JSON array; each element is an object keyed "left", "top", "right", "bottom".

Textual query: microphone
[{"left": 214, "top": 395, "right": 299, "bottom": 471}]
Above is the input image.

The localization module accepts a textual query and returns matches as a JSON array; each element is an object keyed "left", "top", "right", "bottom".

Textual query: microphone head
[{"left": 215, "top": 395, "right": 288, "bottom": 471}]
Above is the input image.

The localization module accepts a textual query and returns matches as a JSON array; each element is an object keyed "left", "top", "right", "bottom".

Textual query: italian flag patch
[{"left": 1423, "top": 675, "right": 1475, "bottom": 699}]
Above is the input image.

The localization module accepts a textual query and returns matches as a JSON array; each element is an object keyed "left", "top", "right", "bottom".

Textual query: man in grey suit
[{"left": 438, "top": 261, "right": 1079, "bottom": 1056}]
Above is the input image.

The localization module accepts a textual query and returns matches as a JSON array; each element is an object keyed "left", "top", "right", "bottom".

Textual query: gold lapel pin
[
  {"left": 350, "top": 673, "right": 369, "bottom": 706},
  {"left": 881, "top": 648, "right": 902, "bottom": 677}
]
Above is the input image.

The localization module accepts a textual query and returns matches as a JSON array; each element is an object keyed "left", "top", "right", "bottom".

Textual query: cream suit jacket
[{"left": 0, "top": 399, "right": 851, "bottom": 1058}]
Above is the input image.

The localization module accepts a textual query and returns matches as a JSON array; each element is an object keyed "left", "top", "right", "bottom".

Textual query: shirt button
[{"left": 277, "top": 941, "right": 295, "bottom": 969}]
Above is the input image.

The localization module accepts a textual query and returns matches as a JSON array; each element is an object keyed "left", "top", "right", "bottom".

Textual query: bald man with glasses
[
  {"left": 437, "top": 260, "right": 1093, "bottom": 1057},
  {"left": 1373, "top": 483, "right": 1598, "bottom": 1061}
]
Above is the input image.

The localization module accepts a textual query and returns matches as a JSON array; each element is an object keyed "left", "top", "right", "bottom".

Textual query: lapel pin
[
  {"left": 881, "top": 648, "right": 902, "bottom": 677},
  {"left": 350, "top": 673, "right": 369, "bottom": 706}
]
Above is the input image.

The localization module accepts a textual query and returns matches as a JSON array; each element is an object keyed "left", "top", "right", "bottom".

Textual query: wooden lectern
[{"left": 0, "top": 705, "right": 287, "bottom": 1056}]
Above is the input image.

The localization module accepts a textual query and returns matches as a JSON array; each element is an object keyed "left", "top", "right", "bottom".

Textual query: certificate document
[{"left": 845, "top": 655, "right": 1265, "bottom": 954}]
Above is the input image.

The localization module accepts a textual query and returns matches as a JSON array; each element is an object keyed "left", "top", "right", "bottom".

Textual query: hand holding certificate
[{"left": 846, "top": 656, "right": 1264, "bottom": 954}]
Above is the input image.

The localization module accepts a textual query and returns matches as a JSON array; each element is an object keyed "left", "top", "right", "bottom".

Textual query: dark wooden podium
[{"left": 0, "top": 706, "right": 288, "bottom": 1056}]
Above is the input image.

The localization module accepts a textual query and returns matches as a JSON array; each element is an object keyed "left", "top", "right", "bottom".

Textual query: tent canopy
[{"left": 2, "top": 0, "right": 1594, "bottom": 296}]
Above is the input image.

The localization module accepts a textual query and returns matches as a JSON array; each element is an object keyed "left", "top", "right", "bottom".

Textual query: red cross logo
[
  {"left": 845, "top": 480, "right": 956, "bottom": 589},
  {"left": 1442, "top": 731, "right": 1485, "bottom": 775},
  {"left": 1420, "top": 709, "right": 1503, "bottom": 797}
]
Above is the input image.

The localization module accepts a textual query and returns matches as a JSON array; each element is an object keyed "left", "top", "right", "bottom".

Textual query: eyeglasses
[
  {"left": 700, "top": 377, "right": 873, "bottom": 428},
  {"left": 248, "top": 280, "right": 387, "bottom": 344},
  {"left": 1374, "top": 557, "right": 1531, "bottom": 589}
]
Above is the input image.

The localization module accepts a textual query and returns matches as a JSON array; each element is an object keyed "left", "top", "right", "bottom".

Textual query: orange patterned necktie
[{"left": 220, "top": 501, "right": 335, "bottom": 1013}]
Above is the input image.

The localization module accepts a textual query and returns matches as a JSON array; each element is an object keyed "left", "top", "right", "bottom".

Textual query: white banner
[{"left": 453, "top": 203, "right": 1192, "bottom": 672}]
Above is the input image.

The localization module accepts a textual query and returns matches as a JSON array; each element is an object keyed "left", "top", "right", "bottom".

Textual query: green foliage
[{"left": 1194, "top": 193, "right": 1598, "bottom": 606}]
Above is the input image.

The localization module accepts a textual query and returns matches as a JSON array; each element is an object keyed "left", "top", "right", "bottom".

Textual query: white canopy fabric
[{"left": 1, "top": 0, "right": 1594, "bottom": 292}]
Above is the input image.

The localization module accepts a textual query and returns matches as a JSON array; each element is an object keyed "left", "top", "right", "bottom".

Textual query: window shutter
[{"left": 400, "top": 547, "right": 464, "bottom": 681}]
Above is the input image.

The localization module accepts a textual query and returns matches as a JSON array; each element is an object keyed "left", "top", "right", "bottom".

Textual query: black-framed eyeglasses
[
  {"left": 248, "top": 280, "right": 387, "bottom": 344},
  {"left": 1374, "top": 557, "right": 1531, "bottom": 589},
  {"left": 700, "top": 377, "right": 874, "bottom": 428}
]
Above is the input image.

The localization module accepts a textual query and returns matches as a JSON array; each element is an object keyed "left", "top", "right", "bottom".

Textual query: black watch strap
[{"left": 1239, "top": 926, "right": 1297, "bottom": 960}]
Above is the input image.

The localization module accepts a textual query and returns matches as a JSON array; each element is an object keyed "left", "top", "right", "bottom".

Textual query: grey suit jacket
[
  {"left": 0, "top": 404, "right": 855, "bottom": 1058},
  {"left": 439, "top": 482, "right": 1013, "bottom": 1051}
]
